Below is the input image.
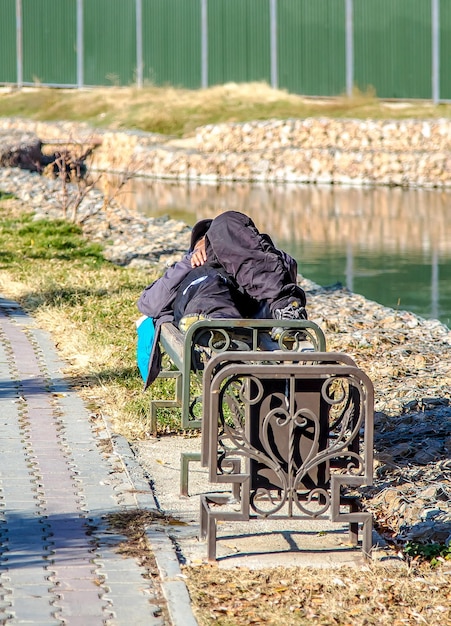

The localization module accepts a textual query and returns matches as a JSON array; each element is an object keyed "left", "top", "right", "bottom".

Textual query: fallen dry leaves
[{"left": 184, "top": 563, "right": 451, "bottom": 625}]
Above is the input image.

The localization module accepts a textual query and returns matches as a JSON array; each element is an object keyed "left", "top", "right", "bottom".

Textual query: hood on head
[{"left": 190, "top": 218, "right": 213, "bottom": 251}]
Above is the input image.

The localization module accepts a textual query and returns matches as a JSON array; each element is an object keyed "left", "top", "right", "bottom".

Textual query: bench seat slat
[{"left": 153, "top": 319, "right": 327, "bottom": 433}]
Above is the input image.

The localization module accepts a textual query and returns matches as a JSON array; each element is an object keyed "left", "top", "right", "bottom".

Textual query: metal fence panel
[
  {"left": 278, "top": 0, "right": 346, "bottom": 97},
  {"left": 22, "top": 0, "right": 77, "bottom": 86},
  {"left": 142, "top": 0, "right": 201, "bottom": 88},
  {"left": 207, "top": 0, "right": 271, "bottom": 86},
  {"left": 354, "top": 0, "right": 432, "bottom": 99},
  {"left": 0, "top": 0, "right": 17, "bottom": 83},
  {"left": 1, "top": 0, "right": 450, "bottom": 102},
  {"left": 439, "top": 0, "right": 451, "bottom": 100},
  {"left": 84, "top": 0, "right": 136, "bottom": 86}
]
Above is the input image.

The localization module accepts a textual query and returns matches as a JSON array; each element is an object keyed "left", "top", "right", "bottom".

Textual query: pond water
[{"left": 115, "top": 179, "right": 451, "bottom": 329}]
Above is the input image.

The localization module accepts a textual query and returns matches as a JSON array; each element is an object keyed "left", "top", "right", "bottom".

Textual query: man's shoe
[{"left": 271, "top": 300, "right": 307, "bottom": 341}]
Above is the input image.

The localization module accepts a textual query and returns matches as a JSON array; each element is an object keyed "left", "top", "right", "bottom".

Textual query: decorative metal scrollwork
[{"left": 214, "top": 371, "right": 367, "bottom": 518}]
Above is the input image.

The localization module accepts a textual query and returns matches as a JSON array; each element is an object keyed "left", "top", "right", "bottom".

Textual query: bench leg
[
  {"left": 200, "top": 495, "right": 218, "bottom": 562},
  {"left": 207, "top": 517, "right": 218, "bottom": 562},
  {"left": 180, "top": 452, "right": 201, "bottom": 496},
  {"left": 362, "top": 516, "right": 373, "bottom": 561},
  {"left": 149, "top": 371, "right": 182, "bottom": 434},
  {"left": 200, "top": 496, "right": 208, "bottom": 540},
  {"left": 349, "top": 500, "right": 359, "bottom": 545}
]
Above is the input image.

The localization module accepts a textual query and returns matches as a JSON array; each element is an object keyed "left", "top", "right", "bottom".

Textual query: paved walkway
[{"left": 0, "top": 297, "right": 197, "bottom": 626}]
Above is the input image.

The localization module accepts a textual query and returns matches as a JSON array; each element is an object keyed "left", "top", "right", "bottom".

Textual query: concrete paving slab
[{"left": 0, "top": 299, "right": 198, "bottom": 625}]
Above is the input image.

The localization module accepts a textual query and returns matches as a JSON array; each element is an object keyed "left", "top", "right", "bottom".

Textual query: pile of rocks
[
  {"left": 1, "top": 116, "right": 451, "bottom": 187},
  {"left": 305, "top": 280, "right": 451, "bottom": 548},
  {"left": 197, "top": 118, "right": 451, "bottom": 152}
]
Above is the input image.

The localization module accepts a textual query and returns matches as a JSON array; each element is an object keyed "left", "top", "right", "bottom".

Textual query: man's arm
[{"left": 137, "top": 254, "right": 193, "bottom": 318}]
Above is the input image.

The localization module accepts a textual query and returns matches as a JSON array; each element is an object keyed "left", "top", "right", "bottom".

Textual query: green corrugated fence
[
  {"left": 0, "top": 0, "right": 17, "bottom": 84},
  {"left": 0, "top": 0, "right": 449, "bottom": 101}
]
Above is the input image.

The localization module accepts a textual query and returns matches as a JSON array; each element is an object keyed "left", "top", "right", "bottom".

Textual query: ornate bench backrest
[{"left": 200, "top": 351, "right": 374, "bottom": 560}]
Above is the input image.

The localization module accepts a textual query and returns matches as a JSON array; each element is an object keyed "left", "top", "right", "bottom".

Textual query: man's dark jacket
[{"left": 137, "top": 211, "right": 303, "bottom": 389}]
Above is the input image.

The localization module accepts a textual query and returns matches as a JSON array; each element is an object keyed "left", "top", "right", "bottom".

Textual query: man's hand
[{"left": 191, "top": 236, "right": 207, "bottom": 267}]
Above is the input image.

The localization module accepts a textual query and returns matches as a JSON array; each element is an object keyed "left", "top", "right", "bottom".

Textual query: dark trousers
[{"left": 204, "top": 211, "right": 306, "bottom": 314}]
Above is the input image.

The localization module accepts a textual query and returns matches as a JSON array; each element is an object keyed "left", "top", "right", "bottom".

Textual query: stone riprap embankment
[{"left": 1, "top": 116, "right": 451, "bottom": 187}]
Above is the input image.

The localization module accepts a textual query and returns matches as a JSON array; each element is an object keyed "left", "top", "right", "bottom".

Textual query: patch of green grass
[
  {"left": 0, "top": 190, "right": 15, "bottom": 201},
  {"left": 404, "top": 541, "right": 451, "bottom": 566},
  {"left": 2, "top": 216, "right": 104, "bottom": 262},
  {"left": 0, "top": 200, "right": 189, "bottom": 439}
]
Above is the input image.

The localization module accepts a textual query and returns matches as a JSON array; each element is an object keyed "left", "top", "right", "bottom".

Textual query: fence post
[
  {"left": 345, "top": 0, "right": 354, "bottom": 97},
  {"left": 270, "top": 0, "right": 278, "bottom": 90},
  {"left": 201, "top": 0, "right": 208, "bottom": 88},
  {"left": 77, "top": 0, "right": 84, "bottom": 88},
  {"left": 15, "top": 0, "right": 22, "bottom": 88},
  {"left": 136, "top": 0, "right": 143, "bottom": 88},
  {"left": 431, "top": 0, "right": 440, "bottom": 103}
]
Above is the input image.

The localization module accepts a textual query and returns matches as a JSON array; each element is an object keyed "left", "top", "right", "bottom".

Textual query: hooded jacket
[{"left": 137, "top": 211, "right": 302, "bottom": 388}]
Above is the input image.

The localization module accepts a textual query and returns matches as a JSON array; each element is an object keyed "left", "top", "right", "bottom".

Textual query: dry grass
[
  {"left": 1, "top": 83, "right": 451, "bottom": 137},
  {"left": 185, "top": 563, "right": 451, "bottom": 625}
]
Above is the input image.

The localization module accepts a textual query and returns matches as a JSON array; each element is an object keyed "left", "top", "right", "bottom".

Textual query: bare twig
[
  {"left": 101, "top": 151, "right": 145, "bottom": 213},
  {"left": 51, "top": 137, "right": 102, "bottom": 223}
]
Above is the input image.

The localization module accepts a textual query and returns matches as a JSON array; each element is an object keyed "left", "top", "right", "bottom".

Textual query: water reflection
[{"left": 113, "top": 178, "right": 451, "bottom": 328}]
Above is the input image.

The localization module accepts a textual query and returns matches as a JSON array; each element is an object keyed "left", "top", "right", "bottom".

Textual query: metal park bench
[
  {"left": 199, "top": 351, "right": 374, "bottom": 561},
  {"left": 152, "top": 318, "right": 326, "bottom": 433}
]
